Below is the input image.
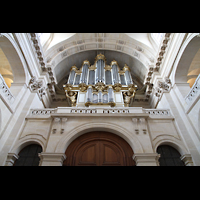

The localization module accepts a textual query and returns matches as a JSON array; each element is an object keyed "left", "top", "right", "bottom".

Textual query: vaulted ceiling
[{"left": 40, "top": 33, "right": 160, "bottom": 94}]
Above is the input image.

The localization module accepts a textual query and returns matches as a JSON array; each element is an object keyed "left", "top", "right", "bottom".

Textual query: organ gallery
[{"left": 63, "top": 54, "right": 137, "bottom": 107}]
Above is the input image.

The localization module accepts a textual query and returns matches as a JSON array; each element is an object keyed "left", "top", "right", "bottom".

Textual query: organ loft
[{"left": 63, "top": 54, "right": 138, "bottom": 107}]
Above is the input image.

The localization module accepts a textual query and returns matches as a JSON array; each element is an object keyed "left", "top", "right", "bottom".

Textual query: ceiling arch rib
[
  {"left": 42, "top": 33, "right": 158, "bottom": 103},
  {"left": 45, "top": 33, "right": 156, "bottom": 70}
]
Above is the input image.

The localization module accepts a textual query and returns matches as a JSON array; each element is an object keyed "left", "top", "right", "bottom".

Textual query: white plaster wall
[
  {"left": 188, "top": 98, "right": 200, "bottom": 135},
  {"left": 0, "top": 99, "right": 12, "bottom": 136},
  {"left": 7, "top": 108, "right": 192, "bottom": 165}
]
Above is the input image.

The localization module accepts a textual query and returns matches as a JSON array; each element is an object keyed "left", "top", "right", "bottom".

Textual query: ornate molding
[
  {"left": 29, "top": 33, "right": 57, "bottom": 102},
  {"left": 28, "top": 76, "right": 46, "bottom": 100},
  {"left": 154, "top": 77, "right": 172, "bottom": 100},
  {"left": 30, "top": 33, "right": 46, "bottom": 72},
  {"left": 46, "top": 35, "right": 154, "bottom": 71},
  {"left": 145, "top": 33, "right": 171, "bottom": 99}
]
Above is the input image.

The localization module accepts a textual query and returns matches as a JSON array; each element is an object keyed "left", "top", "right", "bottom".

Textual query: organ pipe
[
  {"left": 108, "top": 87, "right": 114, "bottom": 102},
  {"left": 86, "top": 87, "right": 92, "bottom": 102},
  {"left": 95, "top": 59, "right": 105, "bottom": 84},
  {"left": 124, "top": 64, "right": 133, "bottom": 85},
  {"left": 64, "top": 54, "right": 136, "bottom": 107},
  {"left": 80, "top": 64, "right": 89, "bottom": 84},
  {"left": 68, "top": 68, "right": 76, "bottom": 85},
  {"left": 111, "top": 61, "right": 121, "bottom": 84}
]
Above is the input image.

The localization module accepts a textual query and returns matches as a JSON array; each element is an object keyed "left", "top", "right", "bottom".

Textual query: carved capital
[{"left": 29, "top": 76, "right": 43, "bottom": 91}]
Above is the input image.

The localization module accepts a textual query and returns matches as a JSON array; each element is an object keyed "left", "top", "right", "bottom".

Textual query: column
[
  {"left": 133, "top": 153, "right": 160, "bottom": 166},
  {"left": 39, "top": 152, "right": 66, "bottom": 166}
]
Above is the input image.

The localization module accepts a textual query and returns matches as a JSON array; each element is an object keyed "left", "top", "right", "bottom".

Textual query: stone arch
[
  {"left": 0, "top": 33, "right": 29, "bottom": 87},
  {"left": 10, "top": 135, "right": 45, "bottom": 155},
  {"left": 55, "top": 122, "right": 144, "bottom": 154},
  {"left": 175, "top": 35, "right": 200, "bottom": 84},
  {"left": 154, "top": 135, "right": 188, "bottom": 156},
  {"left": 170, "top": 34, "right": 200, "bottom": 97}
]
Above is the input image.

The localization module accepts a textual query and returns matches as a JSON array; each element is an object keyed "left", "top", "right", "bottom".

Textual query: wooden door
[{"left": 63, "top": 131, "right": 135, "bottom": 166}]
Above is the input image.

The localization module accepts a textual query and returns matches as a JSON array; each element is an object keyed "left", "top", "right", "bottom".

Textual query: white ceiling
[
  {"left": 48, "top": 33, "right": 76, "bottom": 49},
  {"left": 39, "top": 33, "right": 161, "bottom": 92},
  {"left": 43, "top": 33, "right": 155, "bottom": 52},
  {"left": 125, "top": 33, "right": 153, "bottom": 48}
]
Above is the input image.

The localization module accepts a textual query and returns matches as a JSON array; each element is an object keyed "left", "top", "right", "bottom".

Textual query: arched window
[
  {"left": 14, "top": 144, "right": 42, "bottom": 166},
  {"left": 0, "top": 47, "right": 14, "bottom": 88},
  {"left": 157, "top": 145, "right": 185, "bottom": 166}
]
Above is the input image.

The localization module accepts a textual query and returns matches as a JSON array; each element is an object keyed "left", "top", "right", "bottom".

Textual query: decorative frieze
[
  {"left": 144, "top": 109, "right": 171, "bottom": 116},
  {"left": 29, "top": 108, "right": 171, "bottom": 117},
  {"left": 31, "top": 109, "right": 55, "bottom": 115},
  {"left": 71, "top": 108, "right": 97, "bottom": 114}
]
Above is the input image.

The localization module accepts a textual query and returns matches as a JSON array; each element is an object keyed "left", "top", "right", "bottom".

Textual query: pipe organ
[{"left": 63, "top": 54, "right": 137, "bottom": 107}]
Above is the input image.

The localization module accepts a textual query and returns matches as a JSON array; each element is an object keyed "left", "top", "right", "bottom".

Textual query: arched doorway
[
  {"left": 14, "top": 144, "right": 42, "bottom": 166},
  {"left": 63, "top": 131, "right": 135, "bottom": 166},
  {"left": 157, "top": 145, "right": 185, "bottom": 166}
]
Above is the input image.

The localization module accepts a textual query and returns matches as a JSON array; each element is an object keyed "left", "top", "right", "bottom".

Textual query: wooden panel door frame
[{"left": 63, "top": 131, "right": 135, "bottom": 166}]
